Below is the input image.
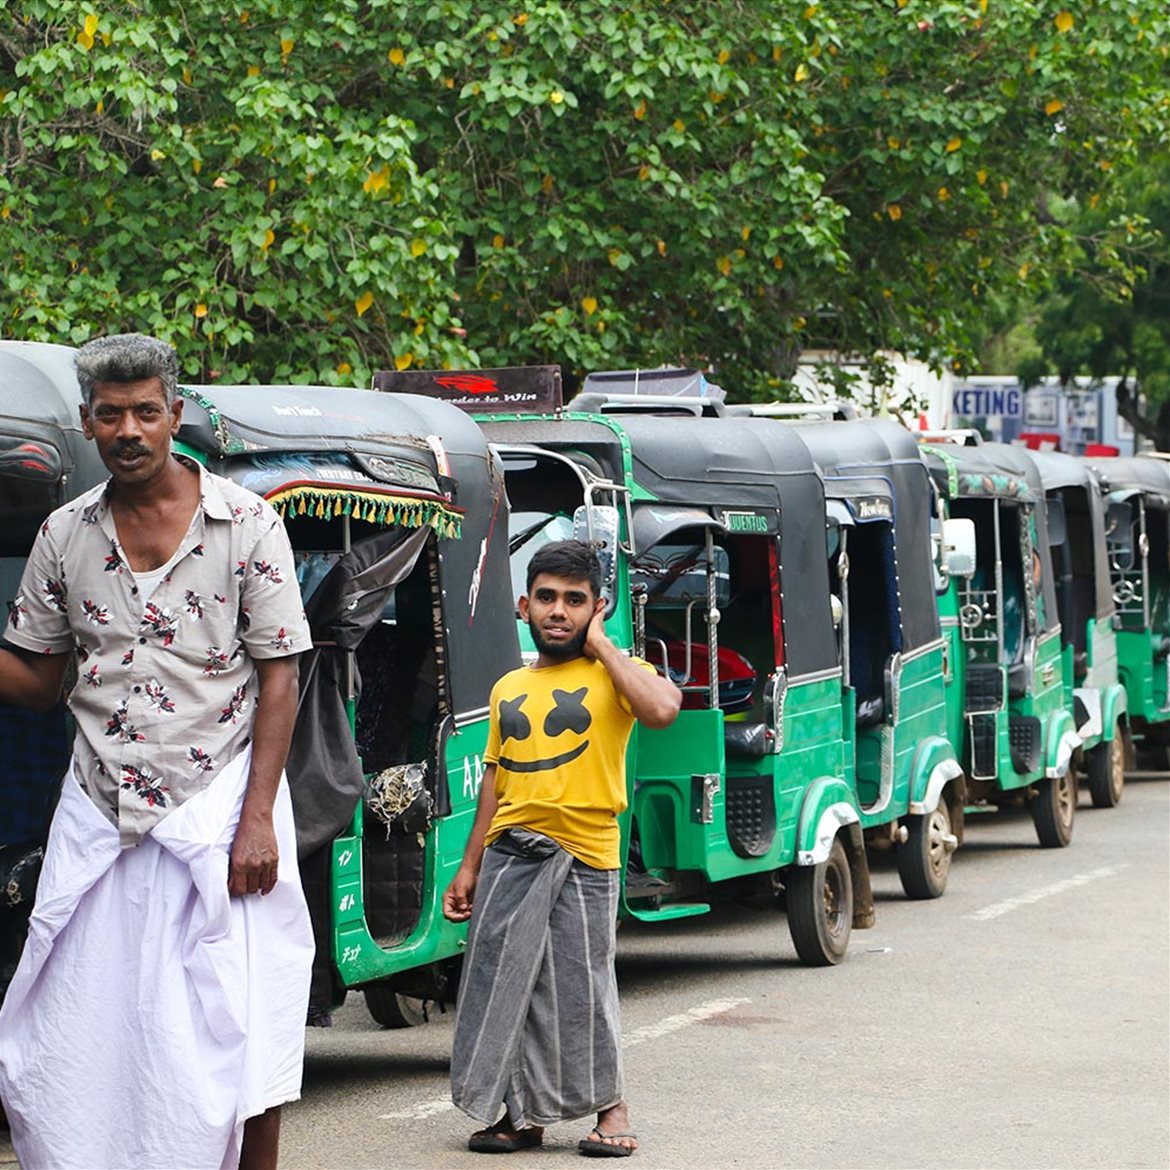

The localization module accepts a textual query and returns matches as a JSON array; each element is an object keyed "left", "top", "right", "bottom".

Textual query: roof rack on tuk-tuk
[
  {"left": 919, "top": 428, "right": 984, "bottom": 446},
  {"left": 736, "top": 401, "right": 857, "bottom": 422},
  {"left": 570, "top": 367, "right": 727, "bottom": 418}
]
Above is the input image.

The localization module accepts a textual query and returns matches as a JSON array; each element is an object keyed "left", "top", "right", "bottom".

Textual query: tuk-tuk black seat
[
  {"left": 1154, "top": 636, "right": 1170, "bottom": 662},
  {"left": 723, "top": 721, "right": 768, "bottom": 760},
  {"left": 1007, "top": 661, "right": 1029, "bottom": 699}
]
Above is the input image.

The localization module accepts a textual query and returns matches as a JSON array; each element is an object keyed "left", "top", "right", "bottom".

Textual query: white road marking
[
  {"left": 622, "top": 996, "right": 751, "bottom": 1049},
  {"left": 377, "top": 996, "right": 751, "bottom": 1121},
  {"left": 966, "top": 864, "right": 1126, "bottom": 921}
]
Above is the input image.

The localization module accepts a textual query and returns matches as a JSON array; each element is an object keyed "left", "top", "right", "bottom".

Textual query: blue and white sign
[{"left": 953, "top": 385, "right": 1023, "bottom": 419}]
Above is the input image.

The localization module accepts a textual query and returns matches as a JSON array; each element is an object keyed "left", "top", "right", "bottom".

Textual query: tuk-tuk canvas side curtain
[{"left": 266, "top": 485, "right": 463, "bottom": 538}]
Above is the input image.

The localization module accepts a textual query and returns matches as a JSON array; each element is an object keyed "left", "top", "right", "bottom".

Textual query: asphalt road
[
  {"left": 2, "top": 772, "right": 1167, "bottom": 1169},
  {"left": 280, "top": 771, "right": 1169, "bottom": 1170}
]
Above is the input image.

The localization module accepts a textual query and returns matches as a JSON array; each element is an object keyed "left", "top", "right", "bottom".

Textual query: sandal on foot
[
  {"left": 578, "top": 1125, "right": 638, "bottom": 1158},
  {"left": 468, "top": 1122, "right": 543, "bottom": 1154}
]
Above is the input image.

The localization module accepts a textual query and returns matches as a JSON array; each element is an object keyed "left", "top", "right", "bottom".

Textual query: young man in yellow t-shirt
[{"left": 444, "top": 540, "right": 681, "bottom": 1158}]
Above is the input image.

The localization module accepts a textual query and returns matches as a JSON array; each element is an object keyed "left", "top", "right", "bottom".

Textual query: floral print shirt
[{"left": 7, "top": 456, "right": 312, "bottom": 847}]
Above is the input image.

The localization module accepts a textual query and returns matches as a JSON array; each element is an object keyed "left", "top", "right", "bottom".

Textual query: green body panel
[
  {"left": 853, "top": 642, "right": 952, "bottom": 828},
  {"left": 1100, "top": 683, "right": 1128, "bottom": 743},
  {"left": 633, "top": 707, "right": 727, "bottom": 874},
  {"left": 1117, "top": 629, "right": 1170, "bottom": 725},
  {"left": 331, "top": 717, "right": 491, "bottom": 988},
  {"left": 631, "top": 674, "right": 845, "bottom": 883},
  {"left": 940, "top": 591, "right": 1074, "bottom": 793}
]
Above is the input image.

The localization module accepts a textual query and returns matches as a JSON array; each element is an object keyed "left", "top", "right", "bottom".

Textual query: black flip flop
[
  {"left": 468, "top": 1123, "right": 543, "bottom": 1154},
  {"left": 578, "top": 1125, "right": 637, "bottom": 1158}
]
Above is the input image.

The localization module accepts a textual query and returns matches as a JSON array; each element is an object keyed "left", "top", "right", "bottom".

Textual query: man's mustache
[{"left": 109, "top": 441, "right": 149, "bottom": 458}]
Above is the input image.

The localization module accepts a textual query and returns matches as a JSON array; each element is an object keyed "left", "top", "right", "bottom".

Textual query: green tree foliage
[
  {"left": 1024, "top": 160, "right": 1170, "bottom": 444},
  {"left": 1, "top": 1, "right": 1167, "bottom": 395}
]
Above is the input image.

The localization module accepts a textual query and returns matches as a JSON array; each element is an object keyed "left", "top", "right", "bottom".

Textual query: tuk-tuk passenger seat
[{"left": 723, "top": 720, "right": 768, "bottom": 760}]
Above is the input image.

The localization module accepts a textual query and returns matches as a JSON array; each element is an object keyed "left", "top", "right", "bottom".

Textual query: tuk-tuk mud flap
[
  {"left": 1009, "top": 716, "right": 1042, "bottom": 774},
  {"left": 1073, "top": 688, "right": 1102, "bottom": 741},
  {"left": 970, "top": 712, "right": 998, "bottom": 780},
  {"left": 723, "top": 775, "right": 777, "bottom": 859}
]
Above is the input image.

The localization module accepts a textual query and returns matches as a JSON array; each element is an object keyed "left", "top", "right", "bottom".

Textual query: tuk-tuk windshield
[{"left": 509, "top": 512, "right": 576, "bottom": 605}]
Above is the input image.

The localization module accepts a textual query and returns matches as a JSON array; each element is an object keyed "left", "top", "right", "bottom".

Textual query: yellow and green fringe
[{"left": 267, "top": 486, "right": 462, "bottom": 538}]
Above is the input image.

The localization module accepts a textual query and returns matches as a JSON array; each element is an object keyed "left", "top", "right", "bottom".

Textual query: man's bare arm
[
  {"left": 442, "top": 764, "right": 500, "bottom": 922},
  {"left": 0, "top": 647, "right": 70, "bottom": 711},
  {"left": 229, "top": 655, "right": 300, "bottom": 897},
  {"left": 584, "top": 612, "right": 682, "bottom": 729}
]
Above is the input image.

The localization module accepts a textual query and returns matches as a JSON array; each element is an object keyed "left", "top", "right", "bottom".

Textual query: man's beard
[{"left": 528, "top": 618, "right": 587, "bottom": 661}]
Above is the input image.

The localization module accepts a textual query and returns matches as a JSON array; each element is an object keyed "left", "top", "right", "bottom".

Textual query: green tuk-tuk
[
  {"left": 174, "top": 383, "right": 519, "bottom": 1025},
  {"left": 1083, "top": 455, "right": 1170, "bottom": 769},
  {"left": 791, "top": 419, "right": 968, "bottom": 898},
  {"left": 381, "top": 367, "right": 878, "bottom": 966},
  {"left": 922, "top": 440, "right": 1081, "bottom": 847},
  {"left": 1030, "top": 451, "right": 1129, "bottom": 807}
]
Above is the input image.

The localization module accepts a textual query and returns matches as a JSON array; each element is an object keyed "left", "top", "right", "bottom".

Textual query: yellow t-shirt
[{"left": 483, "top": 656, "right": 653, "bottom": 870}]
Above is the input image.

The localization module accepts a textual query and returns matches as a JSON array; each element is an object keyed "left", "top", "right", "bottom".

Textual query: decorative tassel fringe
[{"left": 266, "top": 485, "right": 462, "bottom": 538}]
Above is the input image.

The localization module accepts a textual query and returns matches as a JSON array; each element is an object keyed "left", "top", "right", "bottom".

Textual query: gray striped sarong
[{"left": 451, "top": 828, "right": 623, "bottom": 1128}]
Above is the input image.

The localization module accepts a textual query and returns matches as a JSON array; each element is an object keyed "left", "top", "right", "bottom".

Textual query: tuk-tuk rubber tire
[
  {"left": 1086, "top": 729, "right": 1126, "bottom": 809},
  {"left": 786, "top": 838, "right": 853, "bottom": 967},
  {"left": 896, "top": 802, "right": 953, "bottom": 901},
  {"left": 363, "top": 986, "right": 429, "bottom": 1029},
  {"left": 1030, "top": 773, "right": 1076, "bottom": 849}
]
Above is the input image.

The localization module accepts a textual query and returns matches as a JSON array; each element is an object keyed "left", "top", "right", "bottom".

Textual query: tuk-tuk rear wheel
[
  {"left": 896, "top": 801, "right": 955, "bottom": 900},
  {"left": 1030, "top": 772, "right": 1075, "bottom": 848},
  {"left": 786, "top": 838, "right": 853, "bottom": 967},
  {"left": 1086, "top": 729, "right": 1126, "bottom": 809},
  {"left": 364, "top": 986, "right": 429, "bottom": 1029}
]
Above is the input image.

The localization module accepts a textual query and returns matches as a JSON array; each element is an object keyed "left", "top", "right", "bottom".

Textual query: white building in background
[
  {"left": 950, "top": 374, "right": 1137, "bottom": 455},
  {"left": 789, "top": 351, "right": 955, "bottom": 429},
  {"left": 788, "top": 354, "right": 1138, "bottom": 455}
]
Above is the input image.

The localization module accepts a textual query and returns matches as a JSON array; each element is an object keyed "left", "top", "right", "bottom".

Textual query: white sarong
[{"left": 0, "top": 749, "right": 314, "bottom": 1170}]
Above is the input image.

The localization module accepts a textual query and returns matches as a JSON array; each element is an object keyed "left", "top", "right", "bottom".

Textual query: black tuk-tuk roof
[
  {"left": 0, "top": 342, "right": 110, "bottom": 559},
  {"left": 924, "top": 441, "right": 1060, "bottom": 636},
  {"left": 921, "top": 440, "right": 1040, "bottom": 503},
  {"left": 1082, "top": 456, "right": 1170, "bottom": 508},
  {"left": 0, "top": 341, "right": 108, "bottom": 496},
  {"left": 793, "top": 419, "right": 941, "bottom": 652},
  {"left": 482, "top": 412, "right": 838, "bottom": 677},
  {"left": 177, "top": 384, "right": 497, "bottom": 535},
  {"left": 1030, "top": 450, "right": 1114, "bottom": 628},
  {"left": 180, "top": 383, "right": 519, "bottom": 720}
]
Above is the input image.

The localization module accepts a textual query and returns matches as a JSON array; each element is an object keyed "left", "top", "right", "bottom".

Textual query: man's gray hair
[{"left": 75, "top": 333, "right": 179, "bottom": 407}]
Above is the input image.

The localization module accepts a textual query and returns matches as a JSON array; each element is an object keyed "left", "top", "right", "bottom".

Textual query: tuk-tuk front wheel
[
  {"left": 786, "top": 838, "right": 853, "bottom": 967},
  {"left": 896, "top": 801, "right": 957, "bottom": 900},
  {"left": 1030, "top": 772, "right": 1075, "bottom": 848},
  {"left": 364, "top": 986, "right": 429, "bottom": 1029},
  {"left": 1086, "top": 730, "right": 1126, "bottom": 809}
]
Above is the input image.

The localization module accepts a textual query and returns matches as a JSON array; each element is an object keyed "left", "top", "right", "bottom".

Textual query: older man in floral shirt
[{"left": 0, "top": 334, "right": 313, "bottom": 1170}]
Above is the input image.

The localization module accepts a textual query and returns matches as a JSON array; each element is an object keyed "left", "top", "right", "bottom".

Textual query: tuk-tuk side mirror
[
  {"left": 1045, "top": 497, "right": 1067, "bottom": 547},
  {"left": 940, "top": 517, "right": 977, "bottom": 579},
  {"left": 573, "top": 504, "right": 620, "bottom": 615}
]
